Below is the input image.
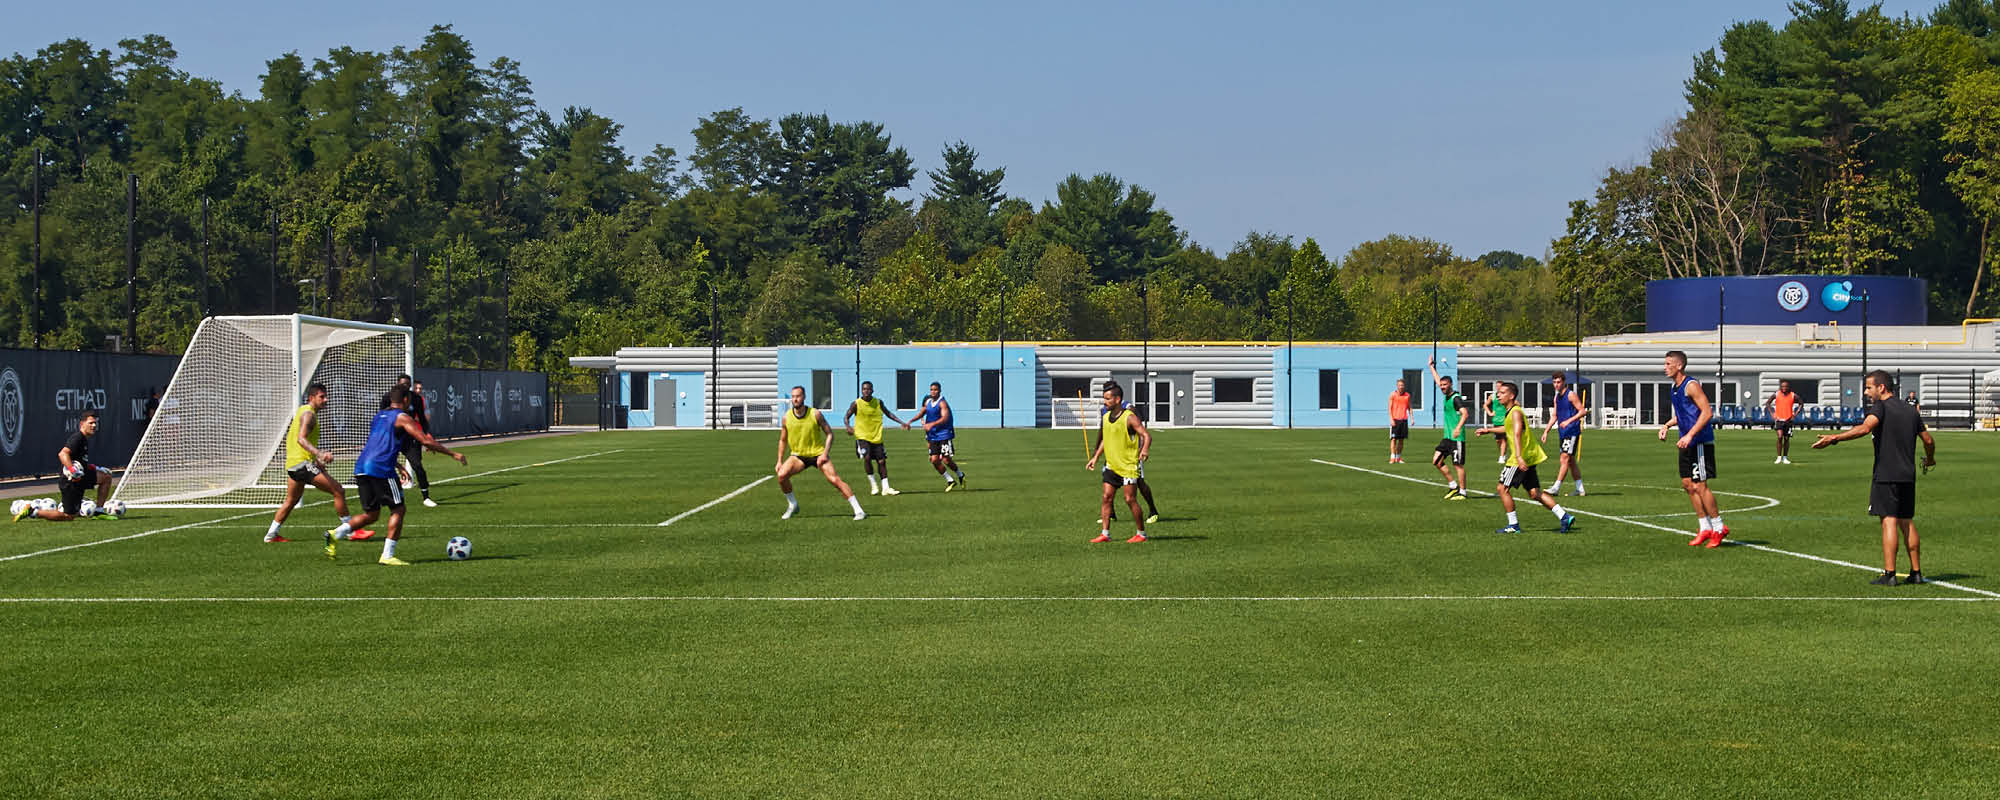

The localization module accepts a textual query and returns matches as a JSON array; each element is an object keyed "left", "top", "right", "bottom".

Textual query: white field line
[
  {"left": 1, "top": 595, "right": 1994, "bottom": 604},
  {"left": 1584, "top": 482, "right": 1782, "bottom": 517},
  {"left": 658, "top": 476, "right": 774, "bottom": 526},
  {"left": 1311, "top": 459, "right": 2000, "bottom": 600},
  {"left": 0, "top": 449, "right": 625, "bottom": 564}
]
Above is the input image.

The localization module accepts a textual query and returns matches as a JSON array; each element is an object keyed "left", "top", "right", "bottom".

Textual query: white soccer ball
[
  {"left": 445, "top": 536, "right": 472, "bottom": 561},
  {"left": 102, "top": 499, "right": 127, "bottom": 517},
  {"left": 78, "top": 499, "right": 98, "bottom": 517},
  {"left": 32, "top": 497, "right": 58, "bottom": 511},
  {"left": 8, "top": 499, "right": 26, "bottom": 518}
]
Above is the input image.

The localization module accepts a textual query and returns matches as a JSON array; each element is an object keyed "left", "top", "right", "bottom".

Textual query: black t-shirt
[
  {"left": 409, "top": 392, "right": 430, "bottom": 432},
  {"left": 1868, "top": 396, "right": 1925, "bottom": 484},
  {"left": 63, "top": 431, "right": 90, "bottom": 479}
]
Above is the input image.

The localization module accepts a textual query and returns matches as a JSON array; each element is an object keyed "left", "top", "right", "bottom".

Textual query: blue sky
[{"left": 11, "top": 0, "right": 1935, "bottom": 260}]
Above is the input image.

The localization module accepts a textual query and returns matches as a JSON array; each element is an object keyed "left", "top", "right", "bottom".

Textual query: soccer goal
[
  {"left": 1049, "top": 397, "right": 1099, "bottom": 429},
  {"left": 112, "top": 315, "right": 414, "bottom": 508}
]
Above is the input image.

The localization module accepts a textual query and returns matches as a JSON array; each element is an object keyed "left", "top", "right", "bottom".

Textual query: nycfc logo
[
  {"left": 445, "top": 385, "right": 463, "bottom": 418},
  {"left": 1776, "top": 281, "right": 1809, "bottom": 312},
  {"left": 1822, "top": 280, "right": 1854, "bottom": 312},
  {"left": 0, "top": 367, "right": 21, "bottom": 456}
]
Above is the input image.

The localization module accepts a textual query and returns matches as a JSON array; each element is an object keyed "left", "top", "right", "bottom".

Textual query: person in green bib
[
  {"left": 265, "top": 383, "right": 360, "bottom": 544},
  {"left": 843, "top": 380, "right": 912, "bottom": 497},
  {"left": 1427, "top": 358, "right": 1472, "bottom": 500},
  {"left": 1475, "top": 381, "right": 1576, "bottom": 535}
]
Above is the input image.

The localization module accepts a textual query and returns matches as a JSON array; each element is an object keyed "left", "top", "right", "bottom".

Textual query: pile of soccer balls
[{"left": 8, "top": 497, "right": 126, "bottom": 518}]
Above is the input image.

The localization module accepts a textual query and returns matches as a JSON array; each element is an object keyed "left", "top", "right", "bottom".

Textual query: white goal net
[
  {"left": 113, "top": 315, "right": 414, "bottom": 508},
  {"left": 1049, "top": 397, "right": 1099, "bottom": 429}
]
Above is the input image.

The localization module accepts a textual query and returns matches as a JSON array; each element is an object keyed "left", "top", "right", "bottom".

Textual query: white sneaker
[
  {"left": 400, "top": 479, "right": 414, "bottom": 489},
  {"left": 1774, "top": 457, "right": 1783, "bottom": 464},
  {"left": 868, "top": 485, "right": 879, "bottom": 495},
  {"left": 852, "top": 510, "right": 866, "bottom": 521},
  {"left": 781, "top": 506, "right": 797, "bottom": 520},
  {"left": 881, "top": 487, "right": 900, "bottom": 496},
  {"left": 1783, "top": 457, "right": 1792, "bottom": 464},
  {"left": 1575, "top": 487, "right": 1586, "bottom": 497},
  {"left": 421, "top": 497, "right": 438, "bottom": 508}
]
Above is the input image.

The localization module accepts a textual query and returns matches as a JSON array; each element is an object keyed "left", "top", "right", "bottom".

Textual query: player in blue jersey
[
  {"left": 324, "top": 385, "right": 466, "bottom": 565},
  {"left": 918, "top": 381, "right": 967, "bottom": 491},
  {"left": 1657, "top": 351, "right": 1727, "bottom": 548},
  {"left": 1541, "top": 371, "right": 1587, "bottom": 496}
]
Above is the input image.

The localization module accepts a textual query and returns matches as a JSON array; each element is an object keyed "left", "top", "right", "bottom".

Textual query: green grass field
[{"left": 4, "top": 426, "right": 1998, "bottom": 798}]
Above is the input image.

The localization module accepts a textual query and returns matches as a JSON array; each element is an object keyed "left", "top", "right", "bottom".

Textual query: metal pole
[
  {"left": 269, "top": 209, "right": 279, "bottom": 315},
  {"left": 1139, "top": 279, "right": 1150, "bottom": 416},
  {"left": 1717, "top": 284, "right": 1726, "bottom": 404},
  {"left": 125, "top": 173, "right": 137, "bottom": 352},
  {"left": 445, "top": 252, "right": 453, "bottom": 366},
  {"left": 199, "top": 196, "right": 210, "bottom": 318},
  {"left": 853, "top": 279, "right": 861, "bottom": 401},
  {"left": 501, "top": 257, "right": 510, "bottom": 369},
  {"left": 1286, "top": 284, "right": 1293, "bottom": 429},
  {"left": 711, "top": 280, "right": 719, "bottom": 431},
  {"left": 323, "top": 227, "right": 334, "bottom": 319},
  {"left": 1431, "top": 280, "right": 1440, "bottom": 427},
  {"left": 999, "top": 283, "right": 1007, "bottom": 429},
  {"left": 369, "top": 238, "right": 379, "bottom": 320},
  {"left": 1861, "top": 289, "right": 1870, "bottom": 377},
  {"left": 30, "top": 148, "right": 40, "bottom": 348},
  {"left": 1574, "top": 288, "right": 1584, "bottom": 421}
]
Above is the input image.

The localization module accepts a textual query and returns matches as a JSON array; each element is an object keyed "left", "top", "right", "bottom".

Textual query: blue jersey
[
  {"left": 921, "top": 396, "right": 955, "bottom": 442},
  {"left": 1671, "top": 376, "right": 1712, "bottom": 445},
  {"left": 355, "top": 408, "right": 411, "bottom": 479},
  {"left": 1555, "top": 390, "right": 1582, "bottom": 438}
]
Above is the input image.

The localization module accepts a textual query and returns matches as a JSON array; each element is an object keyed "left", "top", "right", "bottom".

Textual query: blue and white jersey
[
  {"left": 921, "top": 396, "right": 955, "bottom": 442},
  {"left": 1671, "top": 376, "right": 1713, "bottom": 445},
  {"left": 355, "top": 408, "right": 411, "bottom": 478},
  {"left": 1555, "top": 390, "right": 1582, "bottom": 438}
]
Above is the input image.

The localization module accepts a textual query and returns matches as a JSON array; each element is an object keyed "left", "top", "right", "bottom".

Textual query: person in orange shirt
[
  {"left": 1770, "top": 379, "right": 1800, "bottom": 465},
  {"left": 1388, "top": 378, "right": 1412, "bottom": 464}
]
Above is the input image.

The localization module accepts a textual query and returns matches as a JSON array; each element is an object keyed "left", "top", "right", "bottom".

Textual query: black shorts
[
  {"left": 1434, "top": 439, "right": 1466, "bottom": 466},
  {"left": 1558, "top": 434, "right": 1580, "bottom": 456},
  {"left": 927, "top": 440, "right": 955, "bottom": 458},
  {"left": 1102, "top": 468, "right": 1138, "bottom": 488},
  {"left": 59, "top": 475, "right": 91, "bottom": 515},
  {"left": 287, "top": 461, "right": 325, "bottom": 484},
  {"left": 854, "top": 440, "right": 886, "bottom": 461},
  {"left": 1776, "top": 419, "right": 1793, "bottom": 437},
  {"left": 1499, "top": 463, "right": 1542, "bottom": 491},
  {"left": 1391, "top": 419, "right": 1409, "bottom": 439},
  {"left": 792, "top": 454, "right": 825, "bottom": 469},
  {"left": 355, "top": 475, "right": 405, "bottom": 512},
  {"left": 1870, "top": 481, "right": 1916, "bottom": 519},
  {"left": 1678, "top": 443, "right": 1718, "bottom": 482},
  {"left": 1493, "top": 432, "right": 1506, "bottom": 442}
]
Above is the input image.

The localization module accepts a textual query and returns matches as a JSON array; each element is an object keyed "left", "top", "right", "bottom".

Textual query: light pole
[
  {"left": 1860, "top": 288, "right": 1871, "bottom": 377},
  {"left": 297, "top": 278, "right": 319, "bottom": 316},
  {"left": 1138, "top": 279, "right": 1150, "bottom": 419}
]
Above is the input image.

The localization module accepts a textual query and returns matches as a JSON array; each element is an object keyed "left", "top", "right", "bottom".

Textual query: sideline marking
[
  {"left": 658, "top": 476, "right": 774, "bottom": 526},
  {"left": 1311, "top": 459, "right": 2000, "bottom": 600},
  {"left": 2, "top": 595, "right": 1994, "bottom": 604},
  {"left": 0, "top": 449, "right": 624, "bottom": 564}
]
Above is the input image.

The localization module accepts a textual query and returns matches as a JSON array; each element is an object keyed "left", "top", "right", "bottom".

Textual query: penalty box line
[
  {"left": 658, "top": 476, "right": 775, "bottom": 527},
  {"left": 0, "top": 449, "right": 625, "bottom": 564},
  {"left": 1311, "top": 459, "right": 2000, "bottom": 600},
  {"left": 2, "top": 595, "right": 1996, "bottom": 604}
]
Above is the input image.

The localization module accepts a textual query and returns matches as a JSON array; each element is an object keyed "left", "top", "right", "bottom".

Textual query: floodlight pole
[
  {"left": 269, "top": 209, "right": 279, "bottom": 315},
  {"left": 710, "top": 279, "right": 719, "bottom": 431},
  {"left": 199, "top": 197, "right": 211, "bottom": 318},
  {"left": 1139, "top": 279, "right": 1150, "bottom": 417},
  {"left": 999, "top": 282, "right": 1007, "bottom": 429},
  {"left": 1286, "top": 283, "right": 1293, "bottom": 430},
  {"left": 1860, "top": 289, "right": 1871, "bottom": 376},
  {"left": 125, "top": 173, "right": 137, "bottom": 352},
  {"left": 1717, "top": 284, "right": 1726, "bottom": 403},
  {"left": 30, "top": 148, "right": 40, "bottom": 348},
  {"left": 1430, "top": 280, "right": 1439, "bottom": 427}
]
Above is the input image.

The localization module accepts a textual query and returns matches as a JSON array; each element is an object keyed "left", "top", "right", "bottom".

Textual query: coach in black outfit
[
  {"left": 393, "top": 374, "right": 437, "bottom": 507},
  {"left": 1814, "top": 371, "right": 1937, "bottom": 586}
]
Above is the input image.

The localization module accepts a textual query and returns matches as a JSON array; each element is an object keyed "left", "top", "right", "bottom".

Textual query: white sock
[
  {"left": 1551, "top": 505, "right": 1568, "bottom": 519},
  {"left": 1697, "top": 517, "right": 1712, "bottom": 531},
  {"left": 382, "top": 538, "right": 397, "bottom": 559},
  {"left": 848, "top": 495, "right": 863, "bottom": 513},
  {"left": 866, "top": 474, "right": 878, "bottom": 490},
  {"left": 954, "top": 469, "right": 964, "bottom": 479},
  {"left": 333, "top": 521, "right": 353, "bottom": 539},
  {"left": 1710, "top": 515, "right": 1725, "bottom": 530},
  {"left": 1447, "top": 480, "right": 1458, "bottom": 490},
  {"left": 1506, "top": 511, "right": 1519, "bottom": 526},
  {"left": 943, "top": 472, "right": 955, "bottom": 482},
  {"left": 784, "top": 492, "right": 797, "bottom": 508},
  {"left": 880, "top": 480, "right": 892, "bottom": 491},
  {"left": 1573, "top": 481, "right": 1584, "bottom": 493},
  {"left": 267, "top": 521, "right": 282, "bottom": 537}
]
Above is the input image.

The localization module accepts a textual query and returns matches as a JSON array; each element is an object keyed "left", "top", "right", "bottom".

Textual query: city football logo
[
  {"left": 0, "top": 367, "right": 22, "bottom": 457},
  {"left": 1776, "top": 280, "right": 1809, "bottom": 312},
  {"left": 1821, "top": 280, "right": 1854, "bottom": 312}
]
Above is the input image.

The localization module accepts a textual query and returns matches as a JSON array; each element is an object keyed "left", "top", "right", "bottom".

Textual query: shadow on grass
[
  {"left": 1142, "top": 534, "right": 1209, "bottom": 542},
  {"left": 425, "top": 482, "right": 520, "bottom": 503}
]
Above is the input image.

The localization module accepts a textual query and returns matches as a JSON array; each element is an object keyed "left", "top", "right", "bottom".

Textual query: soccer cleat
[
  {"left": 1869, "top": 571, "right": 1899, "bottom": 586},
  {"left": 1574, "top": 487, "right": 1586, "bottom": 497},
  {"left": 1904, "top": 570, "right": 1928, "bottom": 585},
  {"left": 1146, "top": 513, "right": 1160, "bottom": 524},
  {"left": 1443, "top": 488, "right": 1457, "bottom": 499},
  {"left": 377, "top": 556, "right": 411, "bottom": 566},
  {"left": 324, "top": 530, "right": 338, "bottom": 560},
  {"left": 1706, "top": 526, "right": 1729, "bottom": 548},
  {"left": 1446, "top": 491, "right": 1467, "bottom": 501},
  {"left": 781, "top": 506, "right": 797, "bottom": 520},
  {"left": 867, "top": 485, "right": 879, "bottom": 495},
  {"left": 881, "top": 487, "right": 900, "bottom": 496},
  {"left": 1559, "top": 514, "right": 1576, "bottom": 533},
  {"left": 944, "top": 480, "right": 956, "bottom": 493},
  {"left": 264, "top": 534, "right": 291, "bottom": 543},
  {"left": 421, "top": 498, "right": 439, "bottom": 508},
  {"left": 13, "top": 505, "right": 33, "bottom": 523},
  {"left": 1089, "top": 533, "right": 1112, "bottom": 543},
  {"left": 1127, "top": 532, "right": 1147, "bottom": 543},
  {"left": 1495, "top": 525, "right": 1521, "bottom": 535},
  {"left": 1689, "top": 530, "right": 1713, "bottom": 547},
  {"left": 348, "top": 529, "right": 377, "bottom": 541}
]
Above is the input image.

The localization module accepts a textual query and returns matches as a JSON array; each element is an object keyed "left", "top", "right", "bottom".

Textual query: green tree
[{"left": 1039, "top": 173, "right": 1183, "bottom": 283}]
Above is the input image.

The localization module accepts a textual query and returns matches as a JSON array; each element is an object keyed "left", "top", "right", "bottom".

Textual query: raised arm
[{"left": 396, "top": 413, "right": 466, "bottom": 464}]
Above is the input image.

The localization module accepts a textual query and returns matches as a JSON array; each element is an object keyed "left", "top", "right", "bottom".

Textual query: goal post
[{"left": 113, "top": 315, "right": 414, "bottom": 508}]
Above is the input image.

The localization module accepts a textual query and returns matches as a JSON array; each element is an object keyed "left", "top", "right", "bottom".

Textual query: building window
[
  {"left": 1402, "top": 369, "right": 1423, "bottom": 409},
  {"left": 628, "top": 372, "right": 648, "bottom": 410},
  {"left": 1052, "top": 377, "right": 1092, "bottom": 400},
  {"left": 811, "top": 370, "right": 832, "bottom": 409},
  {"left": 1786, "top": 379, "right": 1818, "bottom": 404},
  {"left": 1318, "top": 370, "right": 1340, "bottom": 410},
  {"left": 896, "top": 370, "right": 917, "bottom": 410},
  {"left": 980, "top": 369, "right": 1001, "bottom": 410},
  {"left": 1214, "top": 377, "right": 1254, "bottom": 403}
]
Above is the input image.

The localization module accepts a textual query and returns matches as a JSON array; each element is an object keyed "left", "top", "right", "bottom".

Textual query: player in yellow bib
[
  {"left": 265, "top": 383, "right": 361, "bottom": 543},
  {"left": 842, "top": 380, "right": 911, "bottom": 497},
  {"left": 1084, "top": 380, "right": 1152, "bottom": 543},
  {"left": 1474, "top": 381, "right": 1575, "bottom": 535},
  {"left": 777, "top": 385, "right": 865, "bottom": 520}
]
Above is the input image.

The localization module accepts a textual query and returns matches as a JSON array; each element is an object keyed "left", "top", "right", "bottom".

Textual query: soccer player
[
  {"left": 1475, "top": 382, "right": 1576, "bottom": 535},
  {"left": 918, "top": 381, "right": 966, "bottom": 490},
  {"left": 1085, "top": 380, "right": 1152, "bottom": 543},
  {"left": 1387, "top": 379, "right": 1411, "bottom": 463},
  {"left": 1428, "top": 358, "right": 1471, "bottom": 500},
  {"left": 1103, "top": 394, "right": 1164, "bottom": 525},
  {"left": 776, "top": 385, "right": 865, "bottom": 520},
  {"left": 1813, "top": 371, "right": 1938, "bottom": 586},
  {"left": 1487, "top": 389, "right": 1510, "bottom": 464},
  {"left": 395, "top": 375, "right": 437, "bottom": 507},
  {"left": 265, "top": 383, "right": 366, "bottom": 543},
  {"left": 1770, "top": 379, "right": 1799, "bottom": 464},
  {"left": 843, "top": 380, "right": 911, "bottom": 497},
  {"left": 1658, "top": 350, "right": 1727, "bottom": 547},
  {"left": 324, "top": 385, "right": 467, "bottom": 565},
  {"left": 1541, "top": 371, "right": 1587, "bottom": 496},
  {"left": 14, "top": 412, "right": 115, "bottom": 522}
]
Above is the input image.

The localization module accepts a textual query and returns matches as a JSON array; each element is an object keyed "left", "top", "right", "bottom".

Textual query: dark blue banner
[{"left": 1646, "top": 276, "right": 1928, "bottom": 332}]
